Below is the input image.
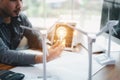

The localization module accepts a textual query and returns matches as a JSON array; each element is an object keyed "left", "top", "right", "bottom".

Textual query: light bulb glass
[{"left": 56, "top": 26, "right": 67, "bottom": 41}]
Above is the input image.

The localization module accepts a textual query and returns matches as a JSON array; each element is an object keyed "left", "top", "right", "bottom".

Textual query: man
[{"left": 0, "top": 0, "right": 64, "bottom": 66}]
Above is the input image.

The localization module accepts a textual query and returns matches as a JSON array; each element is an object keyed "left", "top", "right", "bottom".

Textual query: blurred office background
[
  {"left": 22, "top": 0, "right": 103, "bottom": 48},
  {"left": 22, "top": 0, "right": 102, "bottom": 32}
]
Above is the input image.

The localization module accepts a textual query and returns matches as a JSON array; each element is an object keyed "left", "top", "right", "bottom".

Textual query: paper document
[{"left": 10, "top": 51, "right": 104, "bottom": 80}]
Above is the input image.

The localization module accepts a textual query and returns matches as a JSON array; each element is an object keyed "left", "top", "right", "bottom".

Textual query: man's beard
[{"left": 1, "top": 9, "right": 20, "bottom": 17}]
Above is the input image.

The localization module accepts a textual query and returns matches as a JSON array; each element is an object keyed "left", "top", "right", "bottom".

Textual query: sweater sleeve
[
  {"left": 20, "top": 14, "right": 43, "bottom": 50},
  {"left": 0, "top": 38, "right": 36, "bottom": 66},
  {"left": 23, "top": 28, "right": 43, "bottom": 50}
]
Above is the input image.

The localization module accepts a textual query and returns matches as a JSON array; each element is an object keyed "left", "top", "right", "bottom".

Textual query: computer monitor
[{"left": 100, "top": 0, "right": 120, "bottom": 45}]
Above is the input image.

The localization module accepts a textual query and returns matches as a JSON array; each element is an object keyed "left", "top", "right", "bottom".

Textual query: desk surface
[
  {"left": 92, "top": 51, "right": 120, "bottom": 80},
  {"left": 0, "top": 46, "right": 120, "bottom": 80},
  {"left": 0, "top": 63, "right": 14, "bottom": 70}
]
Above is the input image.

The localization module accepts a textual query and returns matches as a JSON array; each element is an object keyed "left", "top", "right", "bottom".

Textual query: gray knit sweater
[{"left": 0, "top": 13, "right": 42, "bottom": 66}]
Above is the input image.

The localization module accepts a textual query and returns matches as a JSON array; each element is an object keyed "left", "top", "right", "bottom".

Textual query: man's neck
[{"left": 3, "top": 17, "right": 11, "bottom": 24}]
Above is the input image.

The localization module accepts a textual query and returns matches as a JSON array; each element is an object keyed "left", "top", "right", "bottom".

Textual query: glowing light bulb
[
  {"left": 74, "top": 31, "right": 77, "bottom": 36},
  {"left": 56, "top": 26, "right": 67, "bottom": 41}
]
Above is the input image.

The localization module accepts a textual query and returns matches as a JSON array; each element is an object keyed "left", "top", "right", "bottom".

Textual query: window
[{"left": 22, "top": 0, "right": 102, "bottom": 32}]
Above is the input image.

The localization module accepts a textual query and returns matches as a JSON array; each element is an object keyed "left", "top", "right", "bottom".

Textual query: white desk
[{"left": 10, "top": 51, "right": 103, "bottom": 80}]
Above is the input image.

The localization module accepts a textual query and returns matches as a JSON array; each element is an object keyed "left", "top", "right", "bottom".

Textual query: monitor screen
[{"left": 100, "top": 0, "right": 120, "bottom": 44}]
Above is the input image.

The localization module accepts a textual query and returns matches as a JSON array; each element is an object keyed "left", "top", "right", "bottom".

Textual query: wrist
[{"left": 35, "top": 55, "right": 43, "bottom": 63}]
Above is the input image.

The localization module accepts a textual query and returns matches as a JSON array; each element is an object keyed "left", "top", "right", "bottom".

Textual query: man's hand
[
  {"left": 47, "top": 40, "right": 65, "bottom": 61},
  {"left": 35, "top": 40, "right": 65, "bottom": 63}
]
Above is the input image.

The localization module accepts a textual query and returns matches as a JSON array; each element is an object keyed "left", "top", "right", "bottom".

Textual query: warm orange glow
[
  {"left": 61, "top": 39, "right": 66, "bottom": 46},
  {"left": 53, "top": 23, "right": 74, "bottom": 48},
  {"left": 73, "top": 30, "right": 77, "bottom": 36},
  {"left": 56, "top": 26, "right": 67, "bottom": 41}
]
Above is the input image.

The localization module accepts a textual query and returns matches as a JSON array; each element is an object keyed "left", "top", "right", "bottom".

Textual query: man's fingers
[{"left": 51, "top": 40, "right": 60, "bottom": 48}]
